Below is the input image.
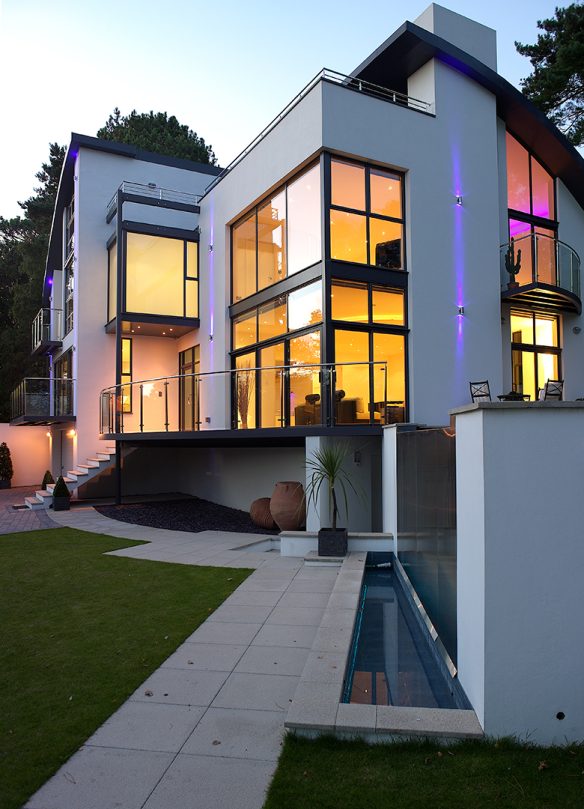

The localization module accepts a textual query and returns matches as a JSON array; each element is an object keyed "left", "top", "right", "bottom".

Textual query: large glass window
[
  {"left": 121, "top": 338, "right": 132, "bottom": 413},
  {"left": 510, "top": 311, "right": 560, "bottom": 401},
  {"left": 107, "top": 242, "right": 117, "bottom": 323},
  {"left": 231, "top": 162, "right": 322, "bottom": 303},
  {"left": 179, "top": 345, "right": 200, "bottom": 431},
  {"left": 331, "top": 281, "right": 405, "bottom": 327},
  {"left": 235, "top": 353, "right": 256, "bottom": 429},
  {"left": 125, "top": 233, "right": 198, "bottom": 318},
  {"left": 330, "top": 158, "right": 404, "bottom": 270},
  {"left": 506, "top": 133, "right": 557, "bottom": 289}
]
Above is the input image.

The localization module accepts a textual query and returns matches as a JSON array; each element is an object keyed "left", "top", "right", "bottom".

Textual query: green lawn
[
  {"left": 0, "top": 528, "right": 251, "bottom": 809},
  {"left": 264, "top": 735, "right": 584, "bottom": 809}
]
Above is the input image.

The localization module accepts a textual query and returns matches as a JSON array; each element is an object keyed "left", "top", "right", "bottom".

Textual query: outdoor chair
[
  {"left": 541, "top": 380, "right": 564, "bottom": 400},
  {"left": 470, "top": 380, "right": 491, "bottom": 403}
]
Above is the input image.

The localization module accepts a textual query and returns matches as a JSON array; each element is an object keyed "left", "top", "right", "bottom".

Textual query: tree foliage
[
  {"left": 97, "top": 108, "right": 217, "bottom": 165},
  {"left": 516, "top": 3, "right": 584, "bottom": 146}
]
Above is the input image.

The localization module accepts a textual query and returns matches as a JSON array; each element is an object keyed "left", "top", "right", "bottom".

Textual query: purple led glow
[
  {"left": 451, "top": 144, "right": 465, "bottom": 364},
  {"left": 47, "top": 278, "right": 53, "bottom": 285}
]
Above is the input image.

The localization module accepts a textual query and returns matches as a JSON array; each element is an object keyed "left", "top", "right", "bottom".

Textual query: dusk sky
[{"left": 0, "top": 0, "right": 565, "bottom": 218}]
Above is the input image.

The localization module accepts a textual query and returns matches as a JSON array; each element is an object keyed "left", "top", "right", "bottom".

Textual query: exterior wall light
[
  {"left": 456, "top": 195, "right": 463, "bottom": 206},
  {"left": 573, "top": 326, "right": 581, "bottom": 334},
  {"left": 208, "top": 244, "right": 214, "bottom": 252},
  {"left": 458, "top": 306, "right": 465, "bottom": 316},
  {"left": 67, "top": 429, "right": 76, "bottom": 437}
]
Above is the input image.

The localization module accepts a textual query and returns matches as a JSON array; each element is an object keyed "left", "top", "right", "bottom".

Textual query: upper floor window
[
  {"left": 329, "top": 158, "right": 404, "bottom": 270},
  {"left": 231, "top": 162, "right": 322, "bottom": 303},
  {"left": 506, "top": 132, "right": 555, "bottom": 220},
  {"left": 107, "top": 232, "right": 199, "bottom": 322},
  {"left": 64, "top": 197, "right": 75, "bottom": 261}
]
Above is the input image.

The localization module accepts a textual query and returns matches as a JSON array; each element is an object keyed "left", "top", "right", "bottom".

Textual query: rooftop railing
[
  {"left": 99, "top": 361, "right": 403, "bottom": 436},
  {"left": 31, "top": 307, "right": 63, "bottom": 354},
  {"left": 501, "top": 233, "right": 581, "bottom": 299},
  {"left": 106, "top": 181, "right": 202, "bottom": 220},
  {"left": 11, "top": 378, "right": 75, "bottom": 422},
  {"left": 203, "top": 69, "right": 433, "bottom": 196}
]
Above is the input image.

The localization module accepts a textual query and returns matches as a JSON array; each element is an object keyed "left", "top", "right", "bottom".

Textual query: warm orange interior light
[
  {"left": 67, "top": 429, "right": 76, "bottom": 437},
  {"left": 46, "top": 431, "right": 51, "bottom": 438}
]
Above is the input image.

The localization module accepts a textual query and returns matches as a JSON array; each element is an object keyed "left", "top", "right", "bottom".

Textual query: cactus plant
[{"left": 505, "top": 239, "right": 522, "bottom": 287}]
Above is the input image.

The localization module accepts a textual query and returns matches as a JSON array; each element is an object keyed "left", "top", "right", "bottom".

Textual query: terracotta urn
[
  {"left": 250, "top": 497, "right": 276, "bottom": 530},
  {"left": 270, "top": 481, "right": 305, "bottom": 531}
]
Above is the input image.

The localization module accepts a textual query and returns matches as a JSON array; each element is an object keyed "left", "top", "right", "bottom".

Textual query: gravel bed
[{"left": 95, "top": 497, "right": 279, "bottom": 535}]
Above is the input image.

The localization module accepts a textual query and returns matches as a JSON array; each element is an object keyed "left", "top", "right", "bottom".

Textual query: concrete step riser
[{"left": 24, "top": 450, "right": 120, "bottom": 510}]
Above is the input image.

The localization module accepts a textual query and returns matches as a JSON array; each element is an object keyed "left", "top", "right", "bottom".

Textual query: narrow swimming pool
[{"left": 342, "top": 553, "right": 468, "bottom": 709}]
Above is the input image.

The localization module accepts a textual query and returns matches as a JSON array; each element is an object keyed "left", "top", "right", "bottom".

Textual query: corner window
[
  {"left": 506, "top": 132, "right": 555, "bottom": 220},
  {"left": 329, "top": 158, "right": 404, "bottom": 270},
  {"left": 124, "top": 233, "right": 198, "bottom": 318},
  {"left": 231, "top": 162, "right": 322, "bottom": 303}
]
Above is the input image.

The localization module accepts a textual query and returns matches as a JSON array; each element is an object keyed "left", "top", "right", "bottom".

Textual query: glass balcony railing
[
  {"left": 500, "top": 233, "right": 581, "bottom": 300},
  {"left": 11, "top": 378, "right": 75, "bottom": 422},
  {"left": 31, "top": 308, "right": 63, "bottom": 355},
  {"left": 99, "top": 361, "right": 404, "bottom": 436}
]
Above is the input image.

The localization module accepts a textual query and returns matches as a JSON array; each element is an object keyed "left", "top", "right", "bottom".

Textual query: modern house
[{"left": 9, "top": 3, "right": 584, "bottom": 528}]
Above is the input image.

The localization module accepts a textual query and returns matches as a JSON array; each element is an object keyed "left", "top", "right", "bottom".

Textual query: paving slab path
[
  {"left": 0, "top": 486, "right": 55, "bottom": 534},
  {"left": 24, "top": 506, "right": 339, "bottom": 809}
]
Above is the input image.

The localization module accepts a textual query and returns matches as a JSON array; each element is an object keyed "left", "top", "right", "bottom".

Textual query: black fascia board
[
  {"left": 351, "top": 22, "right": 584, "bottom": 210},
  {"left": 122, "top": 220, "right": 200, "bottom": 241},
  {"left": 42, "top": 133, "right": 222, "bottom": 304}
]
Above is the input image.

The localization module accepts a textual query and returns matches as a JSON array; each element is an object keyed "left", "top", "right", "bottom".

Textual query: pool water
[{"left": 343, "top": 554, "right": 464, "bottom": 709}]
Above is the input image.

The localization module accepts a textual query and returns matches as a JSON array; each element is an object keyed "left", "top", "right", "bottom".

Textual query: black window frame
[{"left": 510, "top": 310, "right": 562, "bottom": 397}]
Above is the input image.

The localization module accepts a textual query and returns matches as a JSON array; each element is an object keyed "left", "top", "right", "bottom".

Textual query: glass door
[{"left": 179, "top": 346, "right": 200, "bottom": 430}]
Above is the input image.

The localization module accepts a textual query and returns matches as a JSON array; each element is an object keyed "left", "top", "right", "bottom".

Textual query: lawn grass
[
  {"left": 0, "top": 528, "right": 251, "bottom": 809},
  {"left": 264, "top": 735, "right": 584, "bottom": 809}
]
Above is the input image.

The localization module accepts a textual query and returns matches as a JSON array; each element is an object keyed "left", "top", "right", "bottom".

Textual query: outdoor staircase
[{"left": 24, "top": 444, "right": 118, "bottom": 510}]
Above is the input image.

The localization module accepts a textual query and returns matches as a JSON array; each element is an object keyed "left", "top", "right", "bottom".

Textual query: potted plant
[
  {"left": 306, "top": 442, "right": 359, "bottom": 557},
  {"left": 52, "top": 476, "right": 71, "bottom": 511},
  {"left": 504, "top": 238, "right": 522, "bottom": 289},
  {"left": 41, "top": 470, "right": 55, "bottom": 489},
  {"left": 0, "top": 442, "right": 13, "bottom": 490}
]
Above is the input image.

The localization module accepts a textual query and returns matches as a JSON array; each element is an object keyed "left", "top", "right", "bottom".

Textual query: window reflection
[
  {"left": 232, "top": 213, "right": 257, "bottom": 302},
  {"left": 288, "top": 281, "right": 322, "bottom": 331},
  {"left": 235, "top": 353, "right": 256, "bottom": 429},
  {"left": 510, "top": 311, "right": 559, "bottom": 401},
  {"left": 233, "top": 311, "right": 257, "bottom": 349},
  {"left": 370, "top": 218, "right": 402, "bottom": 269},
  {"left": 370, "top": 169, "right": 402, "bottom": 219},
  {"left": 126, "top": 233, "right": 195, "bottom": 318},
  {"left": 288, "top": 163, "right": 322, "bottom": 275},
  {"left": 290, "top": 331, "right": 321, "bottom": 426},
  {"left": 331, "top": 159, "right": 365, "bottom": 210},
  {"left": 330, "top": 210, "right": 367, "bottom": 263},
  {"left": 331, "top": 282, "right": 368, "bottom": 323},
  {"left": 258, "top": 191, "right": 286, "bottom": 289},
  {"left": 259, "top": 297, "right": 286, "bottom": 342},
  {"left": 260, "top": 343, "right": 285, "bottom": 427},
  {"left": 372, "top": 288, "right": 404, "bottom": 326},
  {"left": 506, "top": 133, "right": 530, "bottom": 214}
]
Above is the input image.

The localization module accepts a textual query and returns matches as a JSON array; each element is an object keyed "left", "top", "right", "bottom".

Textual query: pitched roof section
[{"left": 352, "top": 21, "right": 584, "bottom": 209}]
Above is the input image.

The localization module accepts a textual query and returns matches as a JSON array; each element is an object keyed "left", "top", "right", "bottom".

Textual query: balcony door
[{"left": 179, "top": 346, "right": 200, "bottom": 431}]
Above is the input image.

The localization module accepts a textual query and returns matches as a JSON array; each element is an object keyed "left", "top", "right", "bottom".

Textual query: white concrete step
[
  {"left": 46, "top": 478, "right": 74, "bottom": 495},
  {"left": 35, "top": 489, "right": 53, "bottom": 504},
  {"left": 25, "top": 496, "right": 45, "bottom": 511},
  {"left": 78, "top": 462, "right": 100, "bottom": 469}
]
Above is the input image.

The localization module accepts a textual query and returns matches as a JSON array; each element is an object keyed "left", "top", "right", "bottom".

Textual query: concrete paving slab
[
  {"left": 181, "top": 707, "right": 284, "bottom": 760},
  {"left": 285, "top": 681, "right": 340, "bottom": 732},
  {"left": 131, "top": 668, "right": 229, "bottom": 706},
  {"left": 159, "top": 642, "right": 247, "bottom": 672},
  {"left": 142, "top": 754, "right": 275, "bottom": 809},
  {"left": 207, "top": 603, "right": 274, "bottom": 624},
  {"left": 87, "top": 701, "right": 205, "bottom": 753},
  {"left": 185, "top": 621, "right": 262, "bottom": 646},
  {"left": 312, "top": 624, "right": 354, "bottom": 653},
  {"left": 277, "top": 590, "right": 331, "bottom": 609},
  {"left": 223, "top": 589, "right": 284, "bottom": 607},
  {"left": 286, "top": 578, "right": 338, "bottom": 593},
  {"left": 234, "top": 644, "right": 310, "bottom": 676},
  {"left": 266, "top": 606, "right": 324, "bottom": 627},
  {"left": 251, "top": 623, "right": 318, "bottom": 649},
  {"left": 300, "top": 651, "right": 346, "bottom": 684},
  {"left": 212, "top": 672, "right": 298, "bottom": 712},
  {"left": 320, "top": 607, "right": 357, "bottom": 629},
  {"left": 24, "top": 746, "right": 173, "bottom": 809}
]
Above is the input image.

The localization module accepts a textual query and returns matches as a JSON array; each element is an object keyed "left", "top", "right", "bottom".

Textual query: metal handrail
[
  {"left": 106, "top": 181, "right": 202, "bottom": 219},
  {"left": 99, "top": 360, "right": 395, "bottom": 435},
  {"left": 203, "top": 68, "right": 433, "bottom": 196},
  {"left": 500, "top": 232, "right": 581, "bottom": 297},
  {"left": 11, "top": 377, "right": 76, "bottom": 420},
  {"left": 31, "top": 307, "right": 63, "bottom": 351}
]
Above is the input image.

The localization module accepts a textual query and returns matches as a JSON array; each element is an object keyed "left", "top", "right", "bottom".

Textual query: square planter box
[
  {"left": 0, "top": 480, "right": 11, "bottom": 490},
  {"left": 52, "top": 497, "right": 71, "bottom": 511},
  {"left": 318, "top": 528, "right": 348, "bottom": 557}
]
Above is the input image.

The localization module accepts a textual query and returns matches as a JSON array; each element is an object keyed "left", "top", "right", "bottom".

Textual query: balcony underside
[
  {"left": 501, "top": 282, "right": 582, "bottom": 315},
  {"left": 31, "top": 339, "right": 63, "bottom": 358},
  {"left": 105, "top": 313, "right": 199, "bottom": 339},
  {"left": 100, "top": 424, "right": 383, "bottom": 447},
  {"left": 10, "top": 414, "right": 76, "bottom": 427}
]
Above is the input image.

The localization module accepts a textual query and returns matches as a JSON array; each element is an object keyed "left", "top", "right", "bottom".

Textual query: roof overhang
[{"left": 352, "top": 22, "right": 584, "bottom": 210}]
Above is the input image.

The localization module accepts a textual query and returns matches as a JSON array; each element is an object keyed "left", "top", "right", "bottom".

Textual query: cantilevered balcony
[
  {"left": 11, "top": 378, "right": 75, "bottom": 426},
  {"left": 99, "top": 361, "right": 402, "bottom": 441},
  {"left": 31, "top": 308, "right": 63, "bottom": 356},
  {"left": 501, "top": 233, "right": 581, "bottom": 314}
]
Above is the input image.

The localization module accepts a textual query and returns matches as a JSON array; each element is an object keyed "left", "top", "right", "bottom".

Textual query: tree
[
  {"left": 516, "top": 3, "right": 584, "bottom": 146},
  {"left": 97, "top": 108, "right": 217, "bottom": 165}
]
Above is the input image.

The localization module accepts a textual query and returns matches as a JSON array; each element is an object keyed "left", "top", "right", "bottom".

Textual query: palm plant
[{"left": 305, "top": 442, "right": 360, "bottom": 530}]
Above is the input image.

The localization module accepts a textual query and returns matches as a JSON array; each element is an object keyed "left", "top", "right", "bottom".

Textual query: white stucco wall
[
  {"left": 456, "top": 404, "right": 584, "bottom": 744},
  {"left": 0, "top": 424, "right": 51, "bottom": 486},
  {"left": 415, "top": 4, "right": 497, "bottom": 71}
]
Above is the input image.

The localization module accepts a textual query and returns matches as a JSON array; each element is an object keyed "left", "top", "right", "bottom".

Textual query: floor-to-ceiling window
[
  {"left": 510, "top": 311, "right": 560, "bottom": 400},
  {"left": 506, "top": 132, "right": 557, "bottom": 287},
  {"left": 231, "top": 162, "right": 322, "bottom": 303}
]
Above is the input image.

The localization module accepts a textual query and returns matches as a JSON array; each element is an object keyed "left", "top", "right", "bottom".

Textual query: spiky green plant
[
  {"left": 305, "top": 442, "right": 361, "bottom": 530},
  {"left": 52, "top": 476, "right": 70, "bottom": 498}
]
